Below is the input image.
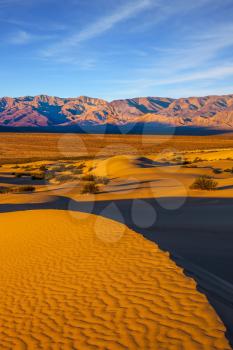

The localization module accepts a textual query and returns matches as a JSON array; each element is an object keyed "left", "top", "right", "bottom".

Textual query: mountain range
[{"left": 0, "top": 94, "right": 233, "bottom": 131}]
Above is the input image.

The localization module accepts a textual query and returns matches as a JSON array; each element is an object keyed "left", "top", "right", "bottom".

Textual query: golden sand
[{"left": 0, "top": 210, "right": 230, "bottom": 349}]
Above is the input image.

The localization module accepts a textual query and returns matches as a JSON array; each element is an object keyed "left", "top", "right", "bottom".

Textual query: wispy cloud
[
  {"left": 129, "top": 0, "right": 214, "bottom": 32},
  {"left": 9, "top": 30, "right": 31, "bottom": 44},
  {"left": 42, "top": 0, "right": 153, "bottom": 57},
  {"left": 108, "top": 18, "right": 233, "bottom": 97},
  {"left": 1, "top": 17, "right": 67, "bottom": 31},
  {"left": 8, "top": 29, "right": 55, "bottom": 45},
  {"left": 103, "top": 64, "right": 233, "bottom": 99},
  {"left": 151, "top": 65, "right": 233, "bottom": 86}
]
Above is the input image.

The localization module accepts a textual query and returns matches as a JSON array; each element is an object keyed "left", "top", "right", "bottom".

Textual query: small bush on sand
[
  {"left": 77, "top": 163, "right": 86, "bottom": 170},
  {"left": 45, "top": 172, "right": 55, "bottom": 181},
  {"left": 15, "top": 172, "right": 31, "bottom": 178},
  {"left": 0, "top": 185, "right": 35, "bottom": 194},
  {"left": 193, "top": 157, "right": 203, "bottom": 163},
  {"left": 82, "top": 174, "right": 96, "bottom": 181},
  {"left": 81, "top": 182, "right": 99, "bottom": 194},
  {"left": 182, "top": 160, "right": 192, "bottom": 165},
  {"left": 51, "top": 164, "right": 66, "bottom": 172},
  {"left": 15, "top": 185, "right": 35, "bottom": 193},
  {"left": 190, "top": 176, "right": 218, "bottom": 191},
  {"left": 0, "top": 186, "right": 10, "bottom": 194},
  {"left": 31, "top": 172, "right": 46, "bottom": 180},
  {"left": 22, "top": 165, "right": 34, "bottom": 171},
  {"left": 55, "top": 174, "right": 75, "bottom": 183},
  {"left": 224, "top": 167, "right": 233, "bottom": 173},
  {"left": 81, "top": 174, "right": 110, "bottom": 184},
  {"left": 39, "top": 165, "right": 47, "bottom": 172},
  {"left": 95, "top": 176, "right": 110, "bottom": 185},
  {"left": 70, "top": 168, "right": 83, "bottom": 175},
  {"left": 213, "top": 168, "right": 223, "bottom": 174}
]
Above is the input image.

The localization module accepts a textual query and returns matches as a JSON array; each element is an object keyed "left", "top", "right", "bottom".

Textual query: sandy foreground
[{"left": 0, "top": 210, "right": 230, "bottom": 349}]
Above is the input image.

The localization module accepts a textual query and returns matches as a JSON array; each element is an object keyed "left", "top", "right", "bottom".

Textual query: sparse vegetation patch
[
  {"left": 81, "top": 182, "right": 99, "bottom": 194},
  {"left": 190, "top": 176, "right": 218, "bottom": 191}
]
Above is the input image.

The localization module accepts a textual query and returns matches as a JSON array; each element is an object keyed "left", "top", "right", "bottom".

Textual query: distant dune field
[{"left": 1, "top": 132, "right": 233, "bottom": 164}]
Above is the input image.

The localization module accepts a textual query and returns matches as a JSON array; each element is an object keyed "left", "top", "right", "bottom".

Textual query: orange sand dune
[{"left": 0, "top": 210, "right": 230, "bottom": 349}]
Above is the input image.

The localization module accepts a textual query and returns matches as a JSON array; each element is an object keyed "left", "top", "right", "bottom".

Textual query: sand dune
[{"left": 0, "top": 210, "right": 230, "bottom": 349}]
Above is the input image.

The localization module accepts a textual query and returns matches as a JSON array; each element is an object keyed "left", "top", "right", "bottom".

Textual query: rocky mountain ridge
[{"left": 0, "top": 94, "right": 233, "bottom": 130}]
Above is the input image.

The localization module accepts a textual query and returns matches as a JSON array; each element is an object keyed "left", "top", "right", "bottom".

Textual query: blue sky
[{"left": 1, "top": 0, "right": 233, "bottom": 100}]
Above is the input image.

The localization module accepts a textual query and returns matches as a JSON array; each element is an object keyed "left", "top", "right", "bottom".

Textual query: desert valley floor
[{"left": 0, "top": 133, "right": 233, "bottom": 349}]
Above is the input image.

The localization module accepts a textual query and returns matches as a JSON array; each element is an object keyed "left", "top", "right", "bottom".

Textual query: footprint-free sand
[{"left": 0, "top": 210, "right": 230, "bottom": 349}]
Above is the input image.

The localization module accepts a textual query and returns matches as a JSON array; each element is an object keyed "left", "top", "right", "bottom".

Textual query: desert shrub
[
  {"left": 224, "top": 168, "right": 233, "bottom": 173},
  {"left": 77, "top": 163, "right": 86, "bottom": 169},
  {"left": 22, "top": 165, "right": 34, "bottom": 171},
  {"left": 193, "top": 157, "right": 203, "bottom": 163},
  {"left": 0, "top": 185, "right": 35, "bottom": 193},
  {"left": 81, "top": 182, "right": 99, "bottom": 194},
  {"left": 82, "top": 174, "right": 96, "bottom": 181},
  {"left": 213, "top": 168, "right": 223, "bottom": 174},
  {"left": 0, "top": 186, "right": 10, "bottom": 194},
  {"left": 55, "top": 174, "right": 75, "bottom": 182},
  {"left": 15, "top": 185, "right": 35, "bottom": 193},
  {"left": 51, "top": 164, "right": 66, "bottom": 172},
  {"left": 182, "top": 160, "right": 192, "bottom": 165},
  {"left": 81, "top": 174, "right": 110, "bottom": 184},
  {"left": 172, "top": 156, "right": 182, "bottom": 163},
  {"left": 182, "top": 164, "right": 199, "bottom": 168},
  {"left": 70, "top": 168, "right": 83, "bottom": 175},
  {"left": 45, "top": 172, "right": 55, "bottom": 181},
  {"left": 15, "top": 172, "right": 31, "bottom": 178},
  {"left": 65, "top": 164, "right": 76, "bottom": 170},
  {"left": 39, "top": 165, "right": 47, "bottom": 172},
  {"left": 95, "top": 176, "right": 110, "bottom": 185},
  {"left": 15, "top": 173, "right": 22, "bottom": 178},
  {"left": 31, "top": 172, "right": 46, "bottom": 180},
  {"left": 190, "top": 176, "right": 218, "bottom": 191}
]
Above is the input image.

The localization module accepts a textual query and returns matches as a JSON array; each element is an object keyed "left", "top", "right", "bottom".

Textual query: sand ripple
[{"left": 0, "top": 210, "right": 230, "bottom": 349}]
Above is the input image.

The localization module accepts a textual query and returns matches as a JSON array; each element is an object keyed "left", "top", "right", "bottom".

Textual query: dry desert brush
[
  {"left": 190, "top": 175, "right": 218, "bottom": 191},
  {"left": 0, "top": 185, "right": 35, "bottom": 194},
  {"left": 81, "top": 181, "right": 99, "bottom": 194}
]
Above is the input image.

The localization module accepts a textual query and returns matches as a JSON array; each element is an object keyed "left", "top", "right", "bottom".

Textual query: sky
[{"left": 0, "top": 0, "right": 233, "bottom": 100}]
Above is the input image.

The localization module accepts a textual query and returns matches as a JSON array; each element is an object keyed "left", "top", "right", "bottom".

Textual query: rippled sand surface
[{"left": 0, "top": 210, "right": 230, "bottom": 349}]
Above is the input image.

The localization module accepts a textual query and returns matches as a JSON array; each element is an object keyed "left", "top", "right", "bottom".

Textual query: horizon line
[{"left": 1, "top": 92, "right": 233, "bottom": 102}]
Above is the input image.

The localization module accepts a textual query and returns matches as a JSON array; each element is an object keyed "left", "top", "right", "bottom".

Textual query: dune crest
[{"left": 0, "top": 210, "right": 230, "bottom": 349}]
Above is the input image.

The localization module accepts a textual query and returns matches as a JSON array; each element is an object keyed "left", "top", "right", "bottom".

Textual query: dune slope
[{"left": 0, "top": 210, "right": 230, "bottom": 349}]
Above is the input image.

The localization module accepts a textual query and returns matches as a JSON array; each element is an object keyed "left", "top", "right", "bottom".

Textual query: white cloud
[{"left": 42, "top": 0, "right": 153, "bottom": 57}]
